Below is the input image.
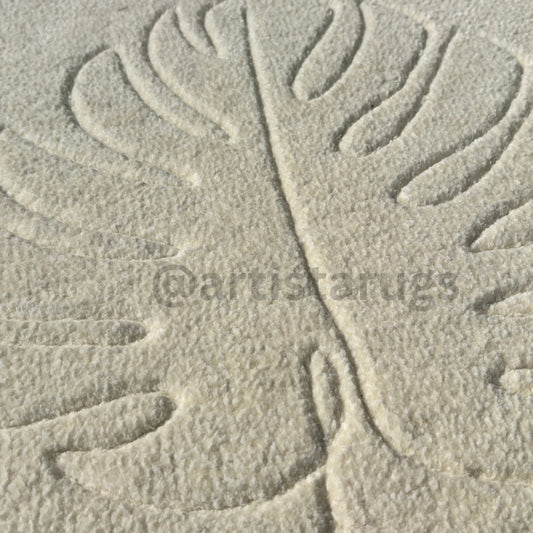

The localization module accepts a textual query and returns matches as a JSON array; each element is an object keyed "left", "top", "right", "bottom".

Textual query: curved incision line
[
  {"left": 200, "top": 3, "right": 217, "bottom": 51},
  {"left": 471, "top": 198, "right": 533, "bottom": 251},
  {"left": 58, "top": 456, "right": 326, "bottom": 515},
  {"left": 318, "top": 2, "right": 365, "bottom": 99},
  {"left": 0, "top": 185, "right": 177, "bottom": 260},
  {"left": 118, "top": 52, "right": 226, "bottom": 141},
  {"left": 61, "top": 47, "right": 182, "bottom": 185},
  {"left": 329, "top": 5, "right": 427, "bottom": 149},
  {"left": 176, "top": 1, "right": 219, "bottom": 55},
  {"left": 338, "top": 24, "right": 456, "bottom": 153},
  {"left": 5, "top": 47, "right": 192, "bottom": 190},
  {"left": 148, "top": 10, "right": 239, "bottom": 140},
  {"left": 0, "top": 319, "right": 147, "bottom": 347},
  {"left": 115, "top": 50, "right": 222, "bottom": 142},
  {"left": 8, "top": 392, "right": 174, "bottom": 439},
  {"left": 390, "top": 51, "right": 525, "bottom": 201},
  {"left": 397, "top": 84, "right": 532, "bottom": 206},
  {"left": 288, "top": 8, "right": 335, "bottom": 89},
  {"left": 291, "top": 0, "right": 366, "bottom": 101},
  {"left": 4, "top": 0, "right": 529, "bottom": 510},
  {"left": 62, "top": 49, "right": 192, "bottom": 188},
  {"left": 9, "top": 127, "right": 180, "bottom": 193},
  {"left": 0, "top": 228, "right": 57, "bottom": 262},
  {"left": 71, "top": 49, "right": 205, "bottom": 187},
  {"left": 119, "top": 10, "right": 230, "bottom": 141},
  {"left": 306, "top": 349, "right": 342, "bottom": 445},
  {"left": 474, "top": 282, "right": 533, "bottom": 315},
  {"left": 61, "top": 46, "right": 109, "bottom": 131},
  {"left": 487, "top": 290, "right": 533, "bottom": 317},
  {"left": 58, "top": 47, "right": 162, "bottom": 182},
  {"left": 461, "top": 193, "right": 531, "bottom": 252}
]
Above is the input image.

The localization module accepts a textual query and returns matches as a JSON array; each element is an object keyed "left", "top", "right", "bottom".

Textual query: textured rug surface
[{"left": 0, "top": 0, "right": 532, "bottom": 530}]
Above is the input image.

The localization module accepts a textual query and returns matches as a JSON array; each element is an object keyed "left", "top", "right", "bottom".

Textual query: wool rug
[{"left": 0, "top": 0, "right": 532, "bottom": 530}]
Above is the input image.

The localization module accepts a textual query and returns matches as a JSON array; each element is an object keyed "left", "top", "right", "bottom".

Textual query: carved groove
[
  {"left": 338, "top": 25, "right": 456, "bottom": 153},
  {"left": 330, "top": 4, "right": 428, "bottom": 150},
  {"left": 289, "top": 8, "right": 336, "bottom": 95},
  {"left": 119, "top": 10, "right": 230, "bottom": 141},
  {"left": 176, "top": 2, "right": 218, "bottom": 55},
  {"left": 0, "top": 185, "right": 177, "bottom": 260},
  {"left": 487, "top": 290, "right": 533, "bottom": 317},
  {"left": 45, "top": 393, "right": 175, "bottom": 466},
  {"left": 390, "top": 40, "right": 525, "bottom": 203},
  {"left": 471, "top": 199, "right": 533, "bottom": 251},
  {"left": 292, "top": 0, "right": 365, "bottom": 101},
  {"left": 398, "top": 81, "right": 531, "bottom": 206},
  {"left": 148, "top": 9, "right": 242, "bottom": 140},
  {"left": 0, "top": 319, "right": 147, "bottom": 346}
]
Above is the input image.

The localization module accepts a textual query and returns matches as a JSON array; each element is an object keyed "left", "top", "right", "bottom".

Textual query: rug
[{"left": 0, "top": 0, "right": 532, "bottom": 530}]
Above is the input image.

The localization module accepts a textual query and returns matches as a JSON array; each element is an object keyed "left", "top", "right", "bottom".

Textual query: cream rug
[{"left": 0, "top": 0, "right": 532, "bottom": 530}]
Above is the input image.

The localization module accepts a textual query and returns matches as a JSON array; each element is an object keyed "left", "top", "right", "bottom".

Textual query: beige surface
[{"left": 0, "top": 0, "right": 532, "bottom": 530}]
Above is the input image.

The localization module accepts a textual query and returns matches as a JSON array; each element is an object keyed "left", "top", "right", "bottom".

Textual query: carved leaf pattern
[{"left": 0, "top": 0, "right": 531, "bottom": 527}]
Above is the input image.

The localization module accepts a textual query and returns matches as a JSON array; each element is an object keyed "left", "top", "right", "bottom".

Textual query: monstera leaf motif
[{"left": 0, "top": 0, "right": 532, "bottom": 529}]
